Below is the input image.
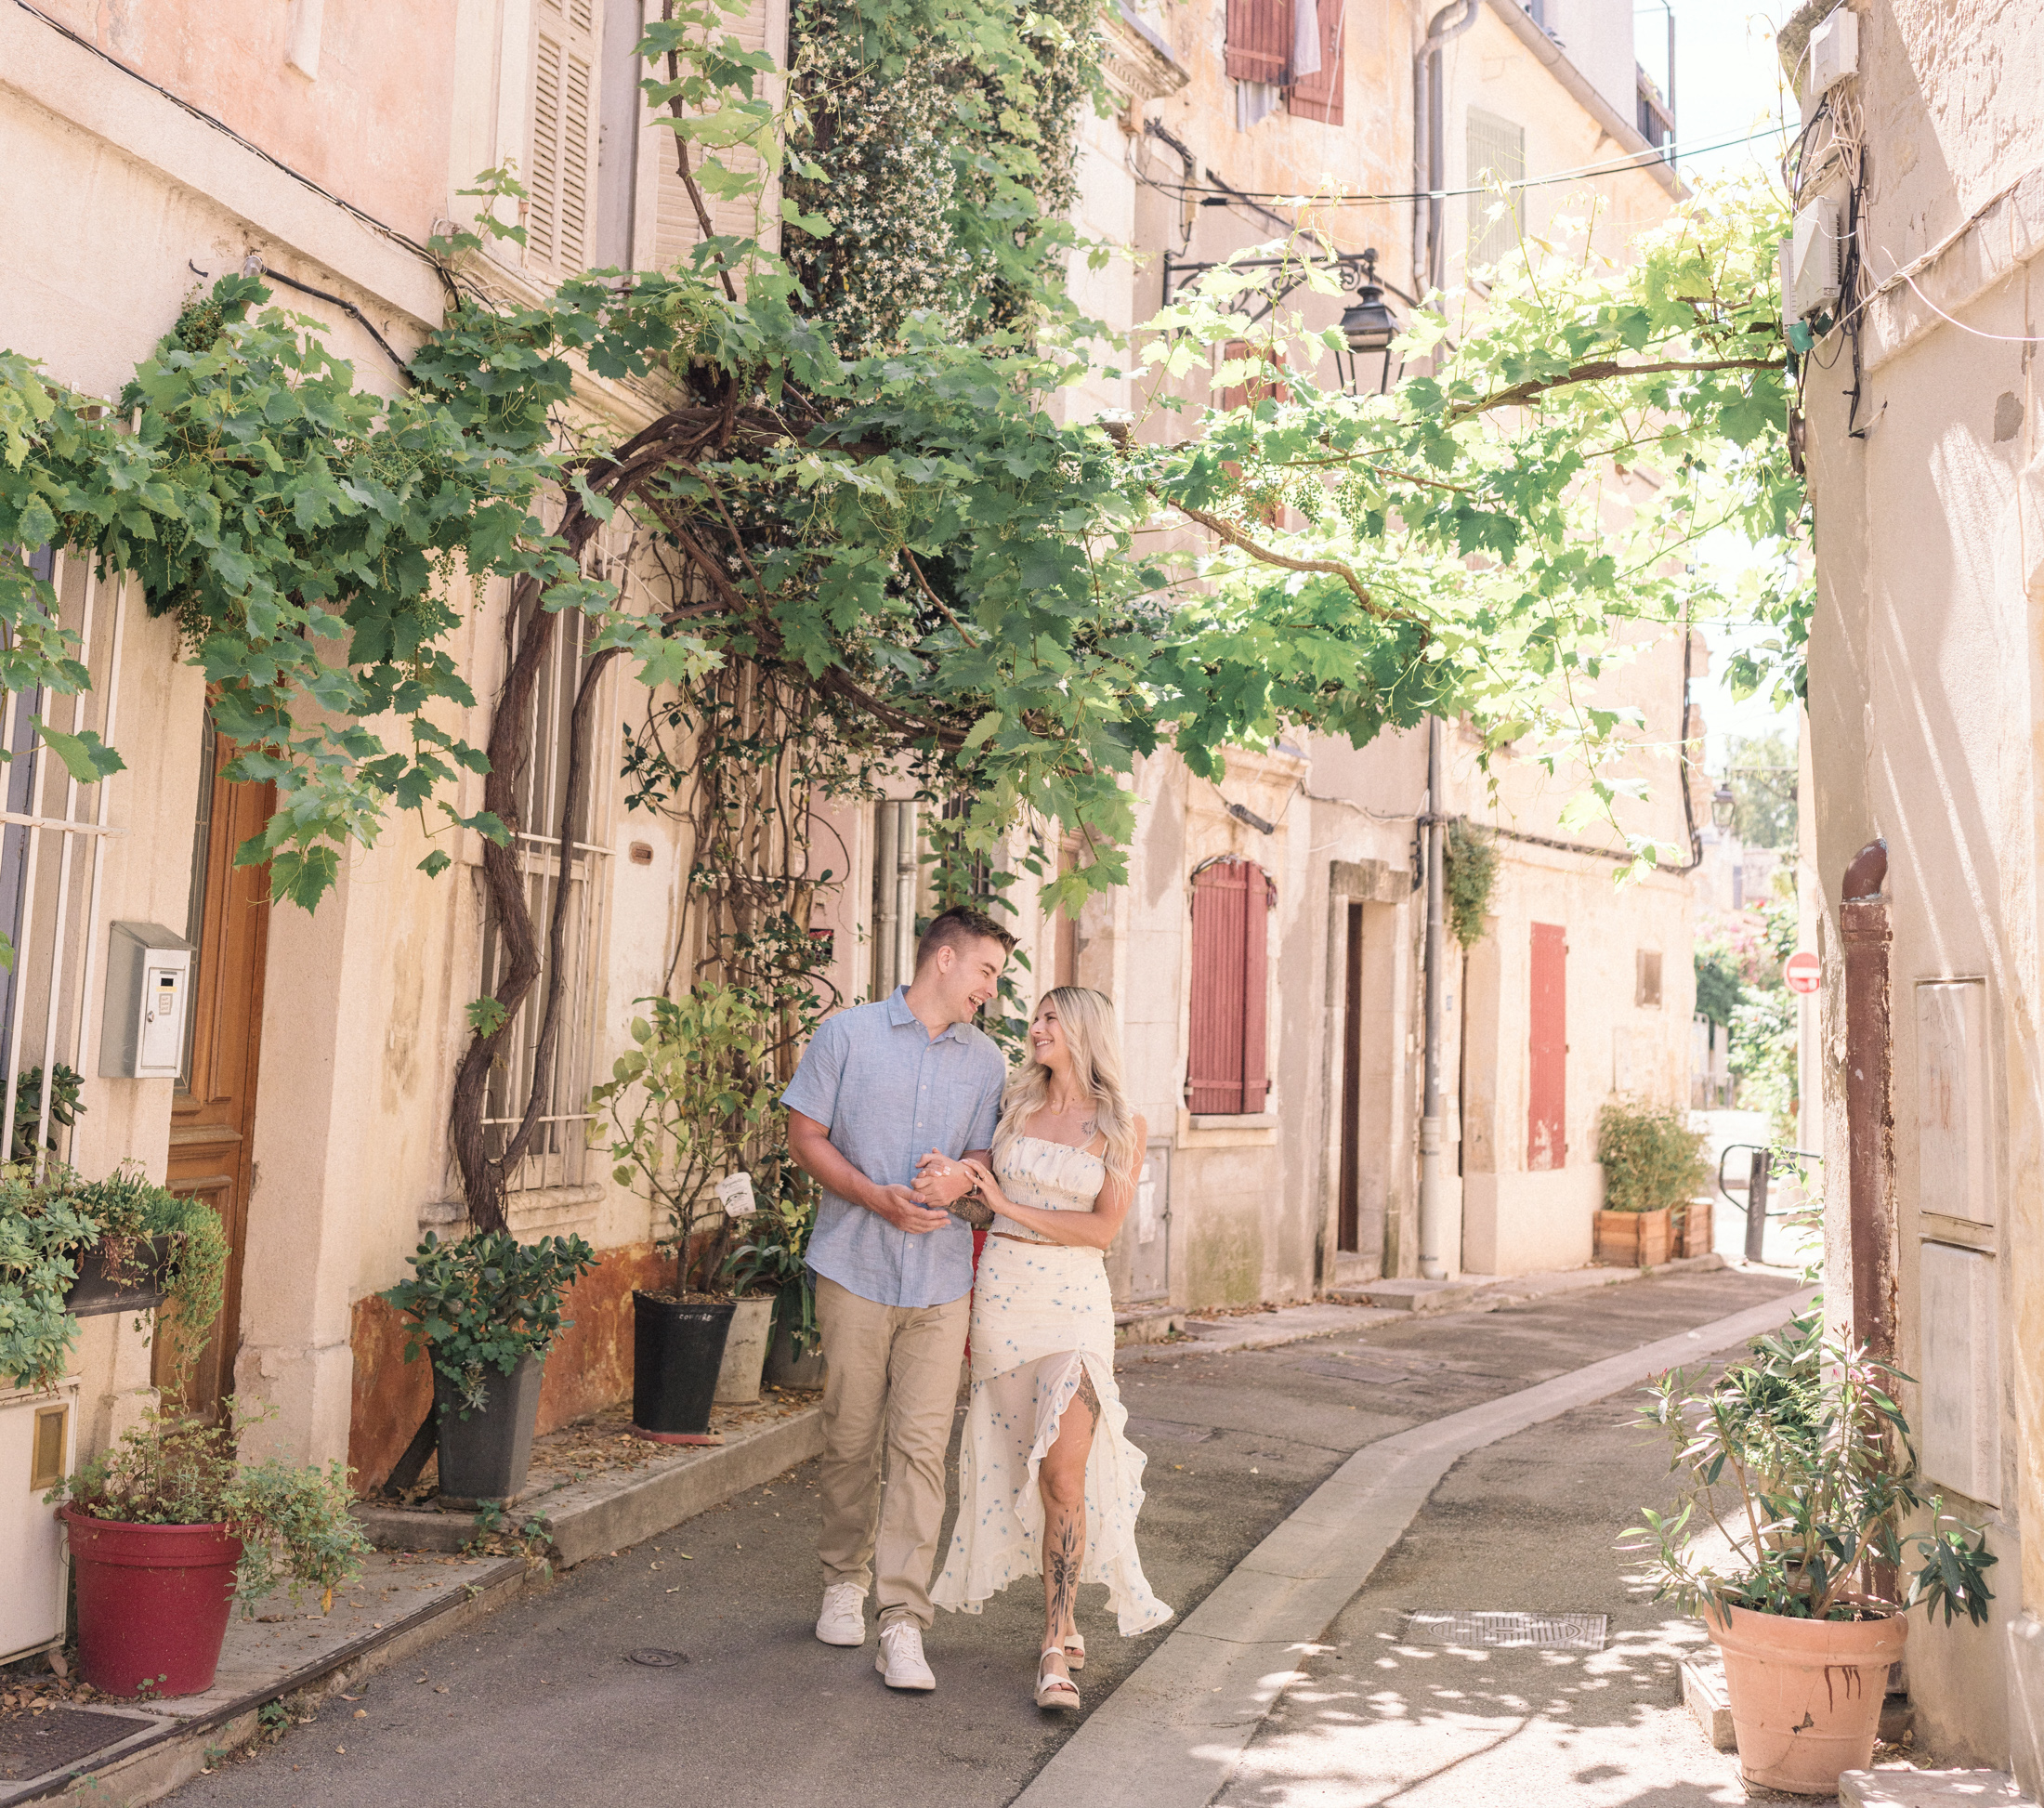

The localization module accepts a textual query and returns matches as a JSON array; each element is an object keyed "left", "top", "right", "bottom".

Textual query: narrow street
[{"left": 170, "top": 1269, "right": 1797, "bottom": 1807}]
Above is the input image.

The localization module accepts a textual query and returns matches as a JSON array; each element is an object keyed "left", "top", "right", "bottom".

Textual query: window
[
  {"left": 1288, "top": 0, "right": 1344, "bottom": 124},
  {"left": 528, "top": 0, "right": 600, "bottom": 277},
  {"left": 869, "top": 801, "right": 920, "bottom": 1001},
  {"left": 1186, "top": 858, "right": 1273, "bottom": 1114},
  {"left": 1635, "top": 950, "right": 1663, "bottom": 1008},
  {"left": 1465, "top": 111, "right": 1526, "bottom": 274},
  {"left": 1225, "top": 0, "right": 1291, "bottom": 87},
  {"left": 652, "top": 0, "right": 776, "bottom": 268},
  {"left": 1527, "top": 922, "right": 1566, "bottom": 1169},
  {"left": 478, "top": 601, "right": 615, "bottom": 1188}
]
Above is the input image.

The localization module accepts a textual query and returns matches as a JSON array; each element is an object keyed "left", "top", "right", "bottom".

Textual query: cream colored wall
[
  {"left": 1801, "top": 7, "right": 2044, "bottom": 1771},
  {"left": 1438, "top": 6, "right": 1672, "bottom": 294}
]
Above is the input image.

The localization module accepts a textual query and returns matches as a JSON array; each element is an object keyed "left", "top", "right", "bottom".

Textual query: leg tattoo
[
  {"left": 1072, "top": 1362, "right": 1101, "bottom": 1425},
  {"left": 1046, "top": 1513, "right": 1082, "bottom": 1642}
]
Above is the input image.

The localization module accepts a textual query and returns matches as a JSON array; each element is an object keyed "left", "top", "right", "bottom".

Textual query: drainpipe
[
  {"left": 1418, "top": 714, "right": 1450, "bottom": 1279},
  {"left": 1840, "top": 839, "right": 1894, "bottom": 1358},
  {"left": 1412, "top": 0, "right": 1480, "bottom": 299}
]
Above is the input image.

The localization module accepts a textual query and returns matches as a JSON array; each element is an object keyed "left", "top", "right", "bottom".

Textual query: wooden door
[
  {"left": 1526, "top": 922, "right": 1567, "bottom": 1172},
  {"left": 161, "top": 728, "right": 271, "bottom": 1419},
  {"left": 1337, "top": 901, "right": 1363, "bottom": 1251}
]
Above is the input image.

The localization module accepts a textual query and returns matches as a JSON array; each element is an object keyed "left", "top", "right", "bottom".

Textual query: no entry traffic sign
[{"left": 1784, "top": 950, "right": 1820, "bottom": 995}]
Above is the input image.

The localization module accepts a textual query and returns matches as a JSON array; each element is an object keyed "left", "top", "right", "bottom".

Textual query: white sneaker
[
  {"left": 816, "top": 1582, "right": 868, "bottom": 1646},
  {"left": 875, "top": 1618, "right": 936, "bottom": 1691}
]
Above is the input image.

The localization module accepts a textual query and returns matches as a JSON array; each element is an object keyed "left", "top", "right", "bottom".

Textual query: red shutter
[
  {"left": 1242, "top": 868, "right": 1270, "bottom": 1108},
  {"left": 1288, "top": 0, "right": 1344, "bottom": 123},
  {"left": 1225, "top": 0, "right": 1292, "bottom": 84},
  {"left": 1526, "top": 922, "right": 1566, "bottom": 1170},
  {"left": 1187, "top": 860, "right": 1274, "bottom": 1114}
]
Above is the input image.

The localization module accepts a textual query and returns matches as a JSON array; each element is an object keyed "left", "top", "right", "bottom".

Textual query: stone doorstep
[
  {"left": 1841, "top": 1772, "right": 2037, "bottom": 1807},
  {"left": 1682, "top": 1649, "right": 1918, "bottom": 1765},
  {"left": 1114, "top": 1304, "right": 1186, "bottom": 1346}
]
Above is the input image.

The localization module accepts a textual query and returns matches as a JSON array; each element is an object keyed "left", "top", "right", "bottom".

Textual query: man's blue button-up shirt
[{"left": 781, "top": 987, "right": 1007, "bottom": 1308}]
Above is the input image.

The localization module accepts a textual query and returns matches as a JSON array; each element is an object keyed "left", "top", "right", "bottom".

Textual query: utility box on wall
[
  {"left": 1, "top": 1380, "right": 78, "bottom": 1665},
  {"left": 98, "top": 922, "right": 194, "bottom": 1080}
]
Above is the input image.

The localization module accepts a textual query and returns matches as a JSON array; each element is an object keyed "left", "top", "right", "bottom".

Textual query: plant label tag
[{"left": 716, "top": 1172, "right": 756, "bottom": 1217}]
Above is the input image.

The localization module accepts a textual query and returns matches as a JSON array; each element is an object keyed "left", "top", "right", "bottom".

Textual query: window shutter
[
  {"left": 1186, "top": 860, "right": 1273, "bottom": 1114},
  {"left": 655, "top": 0, "right": 775, "bottom": 269},
  {"left": 1288, "top": 0, "right": 1344, "bottom": 124},
  {"left": 529, "top": 0, "right": 599, "bottom": 276},
  {"left": 1465, "top": 111, "right": 1526, "bottom": 274},
  {"left": 1225, "top": 0, "right": 1293, "bottom": 85},
  {"left": 1527, "top": 921, "right": 1566, "bottom": 1169}
]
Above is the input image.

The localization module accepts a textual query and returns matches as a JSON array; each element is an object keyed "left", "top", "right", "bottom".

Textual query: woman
[{"left": 927, "top": 986, "right": 1173, "bottom": 1710}]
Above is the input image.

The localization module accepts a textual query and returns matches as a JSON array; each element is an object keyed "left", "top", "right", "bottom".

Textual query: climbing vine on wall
[{"left": 0, "top": 0, "right": 1809, "bottom": 1224}]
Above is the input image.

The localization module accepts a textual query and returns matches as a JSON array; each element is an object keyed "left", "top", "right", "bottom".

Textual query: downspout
[
  {"left": 1840, "top": 839, "right": 1895, "bottom": 1358},
  {"left": 1418, "top": 715, "right": 1451, "bottom": 1278},
  {"left": 1412, "top": 0, "right": 1480, "bottom": 300}
]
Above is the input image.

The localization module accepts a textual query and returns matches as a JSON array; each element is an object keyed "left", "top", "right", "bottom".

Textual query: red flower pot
[{"left": 62, "top": 1506, "right": 244, "bottom": 1697}]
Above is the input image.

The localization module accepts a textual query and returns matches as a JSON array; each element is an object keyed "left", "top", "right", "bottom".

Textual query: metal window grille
[
  {"left": 1465, "top": 111, "right": 1526, "bottom": 274},
  {"left": 478, "top": 602, "right": 615, "bottom": 1190},
  {"left": 0, "top": 551, "right": 130, "bottom": 1175}
]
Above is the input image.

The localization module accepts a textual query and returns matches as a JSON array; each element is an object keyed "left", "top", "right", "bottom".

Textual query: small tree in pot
[
  {"left": 382, "top": 1229, "right": 598, "bottom": 1502},
  {"left": 593, "top": 985, "right": 780, "bottom": 1437},
  {"left": 1594, "top": 1097, "right": 1711, "bottom": 1266},
  {"left": 1624, "top": 1310, "right": 1994, "bottom": 1795}
]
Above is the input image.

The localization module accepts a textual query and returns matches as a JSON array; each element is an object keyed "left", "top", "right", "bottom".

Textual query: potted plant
[
  {"left": 0, "top": 1163, "right": 229, "bottom": 1390},
  {"left": 46, "top": 1406, "right": 370, "bottom": 1697},
  {"left": 1625, "top": 1312, "right": 1994, "bottom": 1795},
  {"left": 382, "top": 1229, "right": 597, "bottom": 1502},
  {"left": 593, "top": 985, "right": 780, "bottom": 1440},
  {"left": 728, "top": 1185, "right": 824, "bottom": 1391},
  {"left": 1593, "top": 1097, "right": 1710, "bottom": 1266}
]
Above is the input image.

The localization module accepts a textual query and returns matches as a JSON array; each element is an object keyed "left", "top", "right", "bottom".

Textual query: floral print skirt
[{"left": 931, "top": 1235, "right": 1173, "bottom": 1637}]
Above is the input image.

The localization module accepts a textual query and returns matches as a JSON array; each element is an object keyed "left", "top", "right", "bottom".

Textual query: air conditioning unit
[
  {"left": 1805, "top": 8, "right": 1858, "bottom": 100},
  {"left": 1782, "top": 197, "right": 1841, "bottom": 322}
]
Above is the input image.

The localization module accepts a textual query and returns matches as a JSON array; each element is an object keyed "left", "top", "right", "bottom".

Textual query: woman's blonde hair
[{"left": 991, "top": 987, "right": 1142, "bottom": 1186}]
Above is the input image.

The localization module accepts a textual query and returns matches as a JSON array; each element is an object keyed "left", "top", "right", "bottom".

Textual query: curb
[{"left": 351, "top": 1405, "right": 825, "bottom": 1566}]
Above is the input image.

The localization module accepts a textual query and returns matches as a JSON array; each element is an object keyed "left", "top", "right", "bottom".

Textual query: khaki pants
[{"left": 814, "top": 1274, "right": 968, "bottom": 1630}]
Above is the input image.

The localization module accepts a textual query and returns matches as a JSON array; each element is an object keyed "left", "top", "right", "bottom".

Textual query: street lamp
[
  {"left": 1160, "top": 243, "right": 1402, "bottom": 397},
  {"left": 1336, "top": 248, "right": 1401, "bottom": 395},
  {"left": 1710, "top": 781, "right": 1736, "bottom": 831}
]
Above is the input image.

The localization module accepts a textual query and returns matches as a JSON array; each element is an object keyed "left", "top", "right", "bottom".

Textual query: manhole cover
[
  {"left": 1122, "top": 1417, "right": 1214, "bottom": 1444},
  {"left": 1399, "top": 1611, "right": 1607, "bottom": 1652},
  {"left": 626, "top": 1648, "right": 688, "bottom": 1667},
  {"left": 0, "top": 1708, "right": 162, "bottom": 1780}
]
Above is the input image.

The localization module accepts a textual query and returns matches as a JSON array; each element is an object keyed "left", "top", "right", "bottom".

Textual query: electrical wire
[
  {"left": 14, "top": 0, "right": 441, "bottom": 276},
  {"left": 1128, "top": 121, "right": 1788, "bottom": 213}
]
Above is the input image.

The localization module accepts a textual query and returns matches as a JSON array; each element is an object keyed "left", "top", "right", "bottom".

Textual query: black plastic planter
[
  {"left": 633, "top": 1291, "right": 734, "bottom": 1437},
  {"left": 433, "top": 1353, "right": 545, "bottom": 1502},
  {"left": 65, "top": 1235, "right": 173, "bottom": 1317}
]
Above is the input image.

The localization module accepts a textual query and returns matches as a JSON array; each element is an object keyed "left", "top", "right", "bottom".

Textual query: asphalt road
[{"left": 172, "top": 1269, "right": 1798, "bottom": 1808}]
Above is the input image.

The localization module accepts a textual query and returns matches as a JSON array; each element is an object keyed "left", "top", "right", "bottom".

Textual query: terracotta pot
[
  {"left": 62, "top": 1507, "right": 243, "bottom": 1697},
  {"left": 1706, "top": 1602, "right": 1906, "bottom": 1795},
  {"left": 1594, "top": 1206, "right": 1671, "bottom": 1267}
]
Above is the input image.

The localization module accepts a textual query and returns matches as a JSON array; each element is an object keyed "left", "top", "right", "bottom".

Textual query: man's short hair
[{"left": 914, "top": 905, "right": 1016, "bottom": 970}]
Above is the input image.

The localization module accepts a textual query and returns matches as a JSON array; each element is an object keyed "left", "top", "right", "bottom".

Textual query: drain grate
[
  {"left": 0, "top": 1708, "right": 164, "bottom": 1781},
  {"left": 1399, "top": 1611, "right": 1607, "bottom": 1652}
]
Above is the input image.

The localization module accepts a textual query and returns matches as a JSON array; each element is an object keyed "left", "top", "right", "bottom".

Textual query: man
[{"left": 782, "top": 904, "right": 1015, "bottom": 1692}]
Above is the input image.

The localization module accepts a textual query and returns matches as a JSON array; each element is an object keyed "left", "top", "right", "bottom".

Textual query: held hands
[
  {"left": 914, "top": 1150, "right": 993, "bottom": 1228},
  {"left": 868, "top": 1183, "right": 953, "bottom": 1235},
  {"left": 957, "top": 1159, "right": 1007, "bottom": 1219}
]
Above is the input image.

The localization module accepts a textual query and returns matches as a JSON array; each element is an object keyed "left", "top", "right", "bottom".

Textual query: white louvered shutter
[
  {"left": 529, "top": 0, "right": 599, "bottom": 276},
  {"left": 653, "top": 0, "right": 774, "bottom": 269}
]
